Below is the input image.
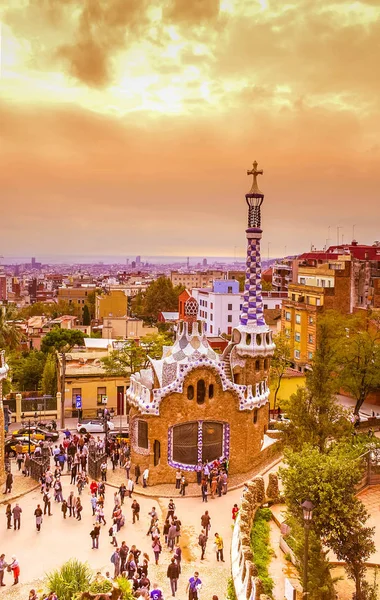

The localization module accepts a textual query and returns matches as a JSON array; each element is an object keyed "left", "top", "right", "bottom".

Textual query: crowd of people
[{"left": 2, "top": 428, "right": 234, "bottom": 599}]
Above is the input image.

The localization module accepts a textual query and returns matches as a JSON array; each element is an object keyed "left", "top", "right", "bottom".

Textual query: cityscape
[{"left": 1, "top": 2, "right": 380, "bottom": 600}]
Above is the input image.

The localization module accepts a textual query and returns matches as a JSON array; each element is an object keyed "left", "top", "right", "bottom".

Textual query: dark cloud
[{"left": 164, "top": 0, "right": 220, "bottom": 24}]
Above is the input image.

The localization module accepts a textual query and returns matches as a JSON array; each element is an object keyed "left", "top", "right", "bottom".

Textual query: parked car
[
  {"left": 4, "top": 436, "right": 37, "bottom": 457},
  {"left": 77, "top": 419, "right": 115, "bottom": 434},
  {"left": 12, "top": 426, "right": 59, "bottom": 442},
  {"left": 109, "top": 430, "right": 130, "bottom": 444}
]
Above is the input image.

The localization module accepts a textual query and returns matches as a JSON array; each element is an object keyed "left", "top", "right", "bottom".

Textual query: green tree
[
  {"left": 18, "top": 300, "right": 81, "bottom": 320},
  {"left": 85, "top": 289, "right": 98, "bottom": 319},
  {"left": 102, "top": 332, "right": 171, "bottom": 377},
  {"left": 42, "top": 353, "right": 58, "bottom": 396},
  {"left": 262, "top": 279, "right": 273, "bottom": 291},
  {"left": 10, "top": 350, "right": 46, "bottom": 391},
  {"left": 41, "top": 328, "right": 86, "bottom": 354},
  {"left": 0, "top": 304, "right": 23, "bottom": 350},
  {"left": 270, "top": 333, "right": 292, "bottom": 412},
  {"left": 338, "top": 315, "right": 380, "bottom": 415},
  {"left": 82, "top": 304, "right": 91, "bottom": 326},
  {"left": 131, "top": 277, "right": 184, "bottom": 322}
]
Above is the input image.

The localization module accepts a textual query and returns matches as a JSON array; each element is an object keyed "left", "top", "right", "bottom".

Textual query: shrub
[
  {"left": 115, "top": 576, "right": 134, "bottom": 600},
  {"left": 46, "top": 559, "right": 92, "bottom": 600},
  {"left": 250, "top": 508, "right": 274, "bottom": 596},
  {"left": 226, "top": 577, "right": 237, "bottom": 600}
]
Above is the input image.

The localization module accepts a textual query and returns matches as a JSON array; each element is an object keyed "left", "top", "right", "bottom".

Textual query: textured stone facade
[
  {"left": 0, "top": 351, "right": 9, "bottom": 486},
  {"left": 130, "top": 364, "right": 268, "bottom": 485}
]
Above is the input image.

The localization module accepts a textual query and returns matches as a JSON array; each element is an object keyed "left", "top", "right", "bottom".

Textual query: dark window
[
  {"left": 202, "top": 422, "right": 223, "bottom": 463},
  {"left": 208, "top": 384, "right": 214, "bottom": 399},
  {"left": 255, "top": 359, "right": 260, "bottom": 371},
  {"left": 228, "top": 303, "right": 232, "bottom": 310},
  {"left": 187, "top": 385, "right": 194, "bottom": 400},
  {"left": 227, "top": 315, "right": 232, "bottom": 322},
  {"left": 264, "top": 359, "right": 269, "bottom": 370},
  {"left": 234, "top": 373, "right": 240, "bottom": 384},
  {"left": 197, "top": 380, "right": 206, "bottom": 404},
  {"left": 154, "top": 440, "right": 160, "bottom": 467},
  {"left": 137, "top": 420, "right": 148, "bottom": 449},
  {"left": 253, "top": 408, "right": 258, "bottom": 424},
  {"left": 246, "top": 333, "right": 251, "bottom": 344},
  {"left": 172, "top": 422, "right": 198, "bottom": 465}
]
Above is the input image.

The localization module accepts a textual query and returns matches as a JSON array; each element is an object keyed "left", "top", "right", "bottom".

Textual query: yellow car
[{"left": 5, "top": 436, "right": 37, "bottom": 457}]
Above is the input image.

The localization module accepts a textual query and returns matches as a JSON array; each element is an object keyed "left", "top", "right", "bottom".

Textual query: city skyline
[{"left": 1, "top": 1, "right": 379, "bottom": 257}]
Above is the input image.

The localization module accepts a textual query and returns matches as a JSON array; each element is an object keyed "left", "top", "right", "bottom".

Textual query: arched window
[
  {"left": 255, "top": 359, "right": 260, "bottom": 372},
  {"left": 234, "top": 373, "right": 240, "bottom": 384},
  {"left": 171, "top": 421, "right": 224, "bottom": 466},
  {"left": 197, "top": 380, "right": 206, "bottom": 404},
  {"left": 253, "top": 408, "right": 258, "bottom": 424},
  {"left": 187, "top": 385, "right": 194, "bottom": 400},
  {"left": 256, "top": 334, "right": 262, "bottom": 345},
  {"left": 137, "top": 420, "right": 148, "bottom": 449},
  {"left": 154, "top": 440, "right": 161, "bottom": 466},
  {"left": 246, "top": 333, "right": 252, "bottom": 345},
  {"left": 208, "top": 384, "right": 214, "bottom": 399},
  {"left": 264, "top": 359, "right": 269, "bottom": 370}
]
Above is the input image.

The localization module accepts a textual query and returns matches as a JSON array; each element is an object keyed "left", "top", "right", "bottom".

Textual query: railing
[
  {"left": 30, "top": 446, "right": 51, "bottom": 482},
  {"left": 21, "top": 396, "right": 57, "bottom": 413},
  {"left": 88, "top": 445, "right": 107, "bottom": 480}
]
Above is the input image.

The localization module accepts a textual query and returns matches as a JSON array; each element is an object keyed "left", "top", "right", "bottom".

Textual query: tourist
[
  {"left": 110, "top": 520, "right": 118, "bottom": 547},
  {"left": 119, "top": 541, "right": 129, "bottom": 573},
  {"left": 9, "top": 555, "right": 20, "bottom": 585},
  {"left": 149, "top": 583, "right": 163, "bottom": 600},
  {"left": 132, "top": 499, "right": 140, "bottom": 523},
  {"left": 53, "top": 479, "right": 63, "bottom": 503},
  {"left": 100, "top": 460, "right": 107, "bottom": 482},
  {"left": 232, "top": 504, "right": 239, "bottom": 521},
  {"left": 110, "top": 547, "right": 121, "bottom": 579},
  {"left": 175, "top": 469, "right": 181, "bottom": 490},
  {"left": 5, "top": 503, "right": 12, "bottom": 529},
  {"left": 196, "top": 463, "right": 202, "bottom": 485},
  {"left": 91, "top": 523, "right": 101, "bottom": 549},
  {"left": 167, "top": 557, "right": 180, "bottom": 597},
  {"left": 29, "top": 590, "right": 38, "bottom": 600},
  {"left": 201, "top": 478, "right": 208, "bottom": 503},
  {"left": 43, "top": 490, "right": 52, "bottom": 516},
  {"left": 119, "top": 483, "right": 127, "bottom": 504},
  {"left": 174, "top": 517, "right": 182, "bottom": 544},
  {"left": 135, "top": 464, "right": 141, "bottom": 484},
  {"left": 125, "top": 458, "right": 131, "bottom": 479},
  {"left": 143, "top": 467, "right": 149, "bottom": 488},
  {"left": 91, "top": 494, "right": 97, "bottom": 516},
  {"left": 174, "top": 544, "right": 182, "bottom": 574},
  {"left": 163, "top": 519, "right": 170, "bottom": 544},
  {"left": 201, "top": 510, "right": 211, "bottom": 539},
  {"left": 61, "top": 499, "right": 68, "bottom": 519},
  {"left": 167, "top": 499, "right": 175, "bottom": 521},
  {"left": 90, "top": 480, "right": 98, "bottom": 496},
  {"left": 147, "top": 507, "right": 158, "bottom": 535},
  {"left": 198, "top": 529, "right": 207, "bottom": 560},
  {"left": 179, "top": 474, "right": 187, "bottom": 496},
  {"left": 152, "top": 537, "right": 162, "bottom": 565},
  {"left": 12, "top": 503, "right": 22, "bottom": 530},
  {"left": 127, "top": 477, "right": 134, "bottom": 498},
  {"left": 4, "top": 472, "right": 13, "bottom": 494},
  {"left": 131, "top": 544, "right": 141, "bottom": 564},
  {"left": 34, "top": 504, "right": 43, "bottom": 531},
  {"left": 167, "top": 521, "right": 177, "bottom": 551},
  {"left": 0, "top": 554, "right": 7, "bottom": 587},
  {"left": 76, "top": 497, "right": 83, "bottom": 521},
  {"left": 186, "top": 571, "right": 202, "bottom": 600},
  {"left": 24, "top": 453, "right": 31, "bottom": 476},
  {"left": 214, "top": 533, "right": 224, "bottom": 562},
  {"left": 16, "top": 452, "right": 24, "bottom": 471},
  {"left": 126, "top": 551, "right": 137, "bottom": 579}
]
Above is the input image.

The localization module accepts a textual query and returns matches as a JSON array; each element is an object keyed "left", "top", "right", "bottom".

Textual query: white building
[{"left": 192, "top": 281, "right": 286, "bottom": 336}]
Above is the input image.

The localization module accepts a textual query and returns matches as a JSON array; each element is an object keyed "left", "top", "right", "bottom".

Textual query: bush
[
  {"left": 226, "top": 577, "right": 237, "bottom": 600},
  {"left": 115, "top": 577, "right": 134, "bottom": 600},
  {"left": 250, "top": 508, "right": 274, "bottom": 596},
  {"left": 46, "top": 559, "right": 92, "bottom": 600},
  {"left": 89, "top": 579, "right": 113, "bottom": 594}
]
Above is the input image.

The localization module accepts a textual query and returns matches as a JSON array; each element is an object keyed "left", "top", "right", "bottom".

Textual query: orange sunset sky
[{"left": 1, "top": 0, "right": 379, "bottom": 260}]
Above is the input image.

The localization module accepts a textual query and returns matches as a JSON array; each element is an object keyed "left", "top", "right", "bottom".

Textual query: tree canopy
[
  {"left": 0, "top": 304, "right": 23, "bottom": 351},
  {"left": 130, "top": 277, "right": 184, "bottom": 321},
  {"left": 41, "top": 328, "right": 86, "bottom": 354},
  {"left": 101, "top": 332, "right": 172, "bottom": 377}
]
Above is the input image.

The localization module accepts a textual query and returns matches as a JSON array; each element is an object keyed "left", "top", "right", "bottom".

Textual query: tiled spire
[{"left": 239, "top": 161, "right": 266, "bottom": 327}]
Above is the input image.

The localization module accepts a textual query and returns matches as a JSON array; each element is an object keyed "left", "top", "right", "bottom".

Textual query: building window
[
  {"left": 197, "top": 380, "right": 206, "bottom": 404},
  {"left": 295, "top": 332, "right": 301, "bottom": 342},
  {"left": 227, "top": 315, "right": 232, "bottom": 323},
  {"left": 306, "top": 296, "right": 310, "bottom": 304},
  {"left": 208, "top": 384, "right": 214, "bottom": 399},
  {"left": 253, "top": 408, "right": 258, "bottom": 424},
  {"left": 228, "top": 286, "right": 232, "bottom": 293},
  {"left": 154, "top": 440, "right": 160, "bottom": 466},
  {"left": 321, "top": 280, "right": 325, "bottom": 287},
  {"left": 285, "top": 328, "right": 290, "bottom": 338},
  {"left": 228, "top": 303, "right": 232, "bottom": 311},
  {"left": 308, "top": 352, "right": 313, "bottom": 360},
  {"left": 227, "top": 327, "right": 232, "bottom": 335},
  {"left": 264, "top": 304, "right": 268, "bottom": 309},
  {"left": 205, "top": 302, "right": 208, "bottom": 307},
  {"left": 295, "top": 314, "right": 301, "bottom": 324},
  {"left": 300, "top": 277, "right": 306, "bottom": 285},
  {"left": 264, "top": 359, "right": 269, "bottom": 370},
  {"left": 210, "top": 302, "right": 213, "bottom": 309},
  {"left": 137, "top": 420, "right": 148, "bottom": 449},
  {"left": 187, "top": 385, "right": 194, "bottom": 400},
  {"left": 309, "top": 316, "right": 314, "bottom": 324},
  {"left": 285, "top": 311, "right": 291, "bottom": 321},
  {"left": 72, "top": 388, "right": 82, "bottom": 409},
  {"left": 210, "top": 325, "right": 213, "bottom": 334},
  {"left": 308, "top": 334, "right": 314, "bottom": 343},
  {"left": 255, "top": 359, "right": 260, "bottom": 371},
  {"left": 292, "top": 294, "right": 296, "bottom": 301},
  {"left": 97, "top": 386, "right": 107, "bottom": 405},
  {"left": 172, "top": 422, "right": 198, "bottom": 465},
  {"left": 316, "top": 298, "right": 321, "bottom": 306},
  {"left": 210, "top": 314, "right": 213, "bottom": 321},
  {"left": 294, "top": 349, "right": 300, "bottom": 359}
]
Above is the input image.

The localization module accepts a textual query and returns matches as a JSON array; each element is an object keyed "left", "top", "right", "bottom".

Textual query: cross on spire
[{"left": 247, "top": 161, "right": 263, "bottom": 196}]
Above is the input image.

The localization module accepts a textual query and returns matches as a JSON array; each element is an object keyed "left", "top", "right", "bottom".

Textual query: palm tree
[{"left": 0, "top": 304, "right": 23, "bottom": 350}]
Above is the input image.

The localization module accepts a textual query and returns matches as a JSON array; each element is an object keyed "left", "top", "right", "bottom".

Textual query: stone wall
[
  {"left": 231, "top": 463, "right": 281, "bottom": 600},
  {"left": 130, "top": 364, "right": 270, "bottom": 485}
]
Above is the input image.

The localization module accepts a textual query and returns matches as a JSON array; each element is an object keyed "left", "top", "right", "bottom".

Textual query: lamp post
[
  {"left": 302, "top": 500, "right": 315, "bottom": 599},
  {"left": 21, "top": 411, "right": 38, "bottom": 454}
]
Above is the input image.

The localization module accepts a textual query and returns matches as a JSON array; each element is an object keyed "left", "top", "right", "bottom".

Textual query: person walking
[
  {"left": 110, "top": 521, "right": 118, "bottom": 547},
  {"left": 9, "top": 556, "right": 20, "bottom": 585},
  {"left": 111, "top": 547, "right": 121, "bottom": 579},
  {"left": 179, "top": 475, "right": 187, "bottom": 496},
  {"left": 198, "top": 530, "right": 207, "bottom": 560},
  {"left": 34, "top": 504, "right": 43, "bottom": 532},
  {"left": 232, "top": 504, "right": 239, "bottom": 521},
  {"left": 125, "top": 458, "right": 131, "bottom": 480},
  {"left": 67, "top": 492, "right": 75, "bottom": 517},
  {"left": 147, "top": 507, "right": 158, "bottom": 535},
  {"left": 90, "top": 494, "right": 97, "bottom": 516},
  {"left": 0, "top": 554, "right": 7, "bottom": 587},
  {"left": 4, "top": 472, "right": 13, "bottom": 494},
  {"left": 119, "top": 541, "right": 129, "bottom": 573},
  {"left": 167, "top": 499, "right": 175, "bottom": 521},
  {"left": 150, "top": 583, "right": 163, "bottom": 600},
  {"left": 167, "top": 557, "right": 180, "bottom": 597},
  {"left": 76, "top": 497, "right": 83, "bottom": 521},
  {"left": 43, "top": 490, "right": 52, "bottom": 516},
  {"left": 131, "top": 499, "right": 140, "bottom": 524},
  {"left": 201, "top": 479, "right": 208, "bottom": 503},
  {"left": 135, "top": 464, "right": 141, "bottom": 484},
  {"left": 175, "top": 470, "right": 181, "bottom": 490},
  {"left": 152, "top": 537, "right": 162, "bottom": 565},
  {"left": 143, "top": 468, "right": 149, "bottom": 488},
  {"left": 186, "top": 572, "right": 202, "bottom": 600},
  {"left": 100, "top": 460, "right": 107, "bottom": 482},
  {"left": 91, "top": 523, "right": 101, "bottom": 549},
  {"left": 127, "top": 477, "right": 134, "bottom": 498},
  {"left": 5, "top": 503, "right": 12, "bottom": 529},
  {"left": 174, "top": 544, "right": 182, "bottom": 574},
  {"left": 167, "top": 521, "right": 177, "bottom": 551},
  {"left": 24, "top": 453, "right": 31, "bottom": 477},
  {"left": 201, "top": 511, "right": 211, "bottom": 539},
  {"left": 61, "top": 499, "right": 68, "bottom": 519},
  {"left": 214, "top": 533, "right": 224, "bottom": 562},
  {"left": 12, "top": 504, "right": 22, "bottom": 530},
  {"left": 119, "top": 483, "right": 126, "bottom": 504}
]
